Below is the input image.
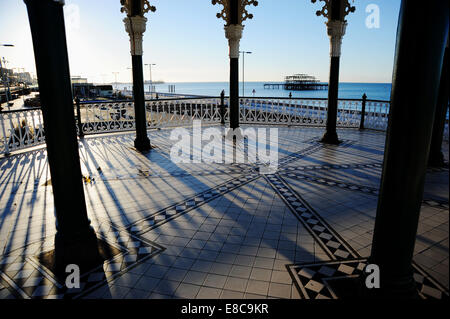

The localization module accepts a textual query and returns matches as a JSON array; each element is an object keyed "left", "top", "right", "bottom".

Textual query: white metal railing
[
  {"left": 145, "top": 98, "right": 224, "bottom": 128},
  {"left": 239, "top": 98, "right": 363, "bottom": 127},
  {"left": 78, "top": 101, "right": 136, "bottom": 134},
  {"left": 364, "top": 100, "right": 390, "bottom": 131},
  {"left": 1, "top": 97, "right": 448, "bottom": 156},
  {"left": 75, "top": 98, "right": 224, "bottom": 135},
  {"left": 0, "top": 108, "right": 45, "bottom": 155}
]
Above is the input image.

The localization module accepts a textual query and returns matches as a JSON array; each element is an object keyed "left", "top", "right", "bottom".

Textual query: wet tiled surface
[{"left": 0, "top": 125, "right": 448, "bottom": 299}]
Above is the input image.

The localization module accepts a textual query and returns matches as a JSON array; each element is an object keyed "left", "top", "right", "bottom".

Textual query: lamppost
[
  {"left": 0, "top": 57, "right": 12, "bottom": 110},
  {"left": 312, "top": 0, "right": 355, "bottom": 144},
  {"left": 16, "top": 67, "right": 26, "bottom": 84},
  {"left": 0, "top": 44, "right": 14, "bottom": 111},
  {"left": 212, "top": 0, "right": 258, "bottom": 129},
  {"left": 145, "top": 63, "right": 155, "bottom": 94},
  {"left": 121, "top": 0, "right": 156, "bottom": 152},
  {"left": 240, "top": 51, "right": 251, "bottom": 97},
  {"left": 112, "top": 72, "right": 119, "bottom": 90}
]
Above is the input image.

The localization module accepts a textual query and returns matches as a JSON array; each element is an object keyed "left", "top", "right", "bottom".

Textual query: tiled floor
[{"left": 0, "top": 125, "right": 448, "bottom": 299}]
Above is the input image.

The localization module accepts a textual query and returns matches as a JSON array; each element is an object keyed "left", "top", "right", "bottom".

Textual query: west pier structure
[{"left": 264, "top": 74, "right": 328, "bottom": 91}]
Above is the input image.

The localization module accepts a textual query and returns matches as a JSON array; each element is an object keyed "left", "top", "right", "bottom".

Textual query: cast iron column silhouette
[
  {"left": 428, "top": 39, "right": 449, "bottom": 167},
  {"left": 24, "top": 0, "right": 101, "bottom": 272},
  {"left": 213, "top": 0, "right": 258, "bottom": 129},
  {"left": 121, "top": 0, "right": 154, "bottom": 152},
  {"left": 368, "top": 0, "right": 449, "bottom": 297},
  {"left": 312, "top": 0, "right": 355, "bottom": 144}
]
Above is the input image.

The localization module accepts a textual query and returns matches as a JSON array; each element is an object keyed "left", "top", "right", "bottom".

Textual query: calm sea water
[{"left": 116, "top": 82, "right": 392, "bottom": 101}]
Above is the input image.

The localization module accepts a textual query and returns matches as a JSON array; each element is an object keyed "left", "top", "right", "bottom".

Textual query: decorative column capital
[
  {"left": 327, "top": 20, "right": 347, "bottom": 57},
  {"left": 225, "top": 24, "right": 244, "bottom": 40},
  {"left": 327, "top": 19, "right": 347, "bottom": 38},
  {"left": 121, "top": 0, "right": 156, "bottom": 56},
  {"left": 213, "top": 1, "right": 257, "bottom": 59},
  {"left": 312, "top": 0, "right": 355, "bottom": 57},
  {"left": 123, "top": 15, "right": 147, "bottom": 56},
  {"left": 225, "top": 24, "right": 244, "bottom": 58}
]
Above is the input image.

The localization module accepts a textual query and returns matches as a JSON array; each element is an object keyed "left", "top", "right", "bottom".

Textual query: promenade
[{"left": 0, "top": 125, "right": 447, "bottom": 299}]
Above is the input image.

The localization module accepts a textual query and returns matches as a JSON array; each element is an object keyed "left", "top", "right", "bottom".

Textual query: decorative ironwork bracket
[
  {"left": 120, "top": 0, "right": 156, "bottom": 16},
  {"left": 212, "top": 0, "right": 258, "bottom": 25},
  {"left": 311, "top": 0, "right": 355, "bottom": 22}
]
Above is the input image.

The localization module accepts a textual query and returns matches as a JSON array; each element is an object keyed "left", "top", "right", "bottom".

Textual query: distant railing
[
  {"left": 74, "top": 97, "right": 223, "bottom": 136},
  {"left": 1, "top": 96, "right": 448, "bottom": 156},
  {"left": 239, "top": 97, "right": 387, "bottom": 129},
  {"left": 0, "top": 108, "right": 45, "bottom": 155}
]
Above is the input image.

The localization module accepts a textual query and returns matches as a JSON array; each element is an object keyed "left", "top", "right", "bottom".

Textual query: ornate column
[
  {"left": 368, "top": 0, "right": 448, "bottom": 297},
  {"left": 24, "top": 0, "right": 101, "bottom": 273},
  {"left": 213, "top": 0, "right": 258, "bottom": 129},
  {"left": 428, "top": 38, "right": 449, "bottom": 167},
  {"left": 121, "top": 0, "right": 155, "bottom": 152},
  {"left": 312, "top": 0, "right": 355, "bottom": 144}
]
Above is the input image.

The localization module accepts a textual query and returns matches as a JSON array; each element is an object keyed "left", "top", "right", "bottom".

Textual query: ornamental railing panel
[
  {"left": 239, "top": 98, "right": 361, "bottom": 128},
  {"left": 0, "top": 108, "right": 45, "bottom": 155},
  {"left": 145, "top": 98, "right": 223, "bottom": 128},
  {"left": 79, "top": 101, "right": 136, "bottom": 134},
  {"left": 364, "top": 100, "right": 390, "bottom": 131}
]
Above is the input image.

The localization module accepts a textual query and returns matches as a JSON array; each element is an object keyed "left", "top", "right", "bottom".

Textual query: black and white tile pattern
[
  {"left": 279, "top": 170, "right": 380, "bottom": 196},
  {"left": 287, "top": 259, "right": 449, "bottom": 300},
  {"left": 280, "top": 162, "right": 383, "bottom": 173},
  {"left": 268, "top": 170, "right": 449, "bottom": 299},
  {"left": 0, "top": 227, "right": 164, "bottom": 299},
  {"left": 265, "top": 174, "right": 359, "bottom": 260},
  {"left": 279, "top": 167, "right": 449, "bottom": 209},
  {"left": 124, "top": 173, "right": 261, "bottom": 236}
]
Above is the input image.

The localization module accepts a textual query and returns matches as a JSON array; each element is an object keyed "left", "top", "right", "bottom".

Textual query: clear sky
[{"left": 0, "top": 0, "right": 400, "bottom": 84}]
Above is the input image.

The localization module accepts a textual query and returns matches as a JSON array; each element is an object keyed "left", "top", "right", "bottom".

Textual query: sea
[{"left": 115, "top": 82, "right": 392, "bottom": 101}]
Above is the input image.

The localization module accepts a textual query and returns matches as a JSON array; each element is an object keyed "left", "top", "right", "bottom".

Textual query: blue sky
[{"left": 0, "top": 0, "right": 400, "bottom": 83}]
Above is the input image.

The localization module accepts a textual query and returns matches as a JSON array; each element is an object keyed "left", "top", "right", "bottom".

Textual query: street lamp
[
  {"left": 240, "top": 51, "right": 252, "bottom": 97},
  {"left": 0, "top": 44, "right": 14, "bottom": 110},
  {"left": 127, "top": 67, "right": 133, "bottom": 91},
  {"left": 112, "top": 72, "right": 119, "bottom": 90},
  {"left": 0, "top": 56, "right": 12, "bottom": 110},
  {"left": 145, "top": 63, "right": 156, "bottom": 94}
]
